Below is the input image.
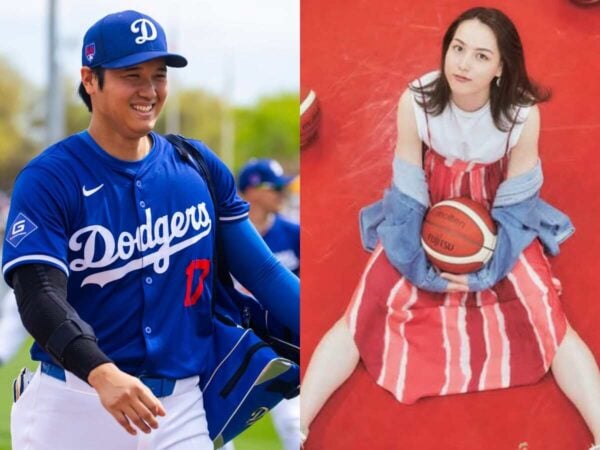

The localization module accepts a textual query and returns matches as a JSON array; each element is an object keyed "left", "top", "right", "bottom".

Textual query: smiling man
[{"left": 2, "top": 10, "right": 299, "bottom": 450}]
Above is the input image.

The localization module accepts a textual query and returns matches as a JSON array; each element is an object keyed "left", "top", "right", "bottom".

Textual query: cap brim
[
  {"left": 277, "top": 175, "right": 295, "bottom": 188},
  {"left": 101, "top": 51, "right": 188, "bottom": 69}
]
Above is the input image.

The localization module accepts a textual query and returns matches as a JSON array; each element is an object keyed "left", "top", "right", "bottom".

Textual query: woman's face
[{"left": 444, "top": 19, "right": 503, "bottom": 99}]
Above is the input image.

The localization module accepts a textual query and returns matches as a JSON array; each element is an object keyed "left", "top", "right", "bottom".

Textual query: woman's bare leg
[
  {"left": 300, "top": 318, "right": 360, "bottom": 439},
  {"left": 551, "top": 324, "right": 600, "bottom": 445}
]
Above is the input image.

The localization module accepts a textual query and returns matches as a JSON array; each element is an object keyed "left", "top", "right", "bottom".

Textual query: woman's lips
[{"left": 453, "top": 74, "right": 471, "bottom": 83}]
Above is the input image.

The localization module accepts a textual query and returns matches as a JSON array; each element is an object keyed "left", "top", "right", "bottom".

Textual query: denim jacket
[{"left": 359, "top": 158, "right": 575, "bottom": 293}]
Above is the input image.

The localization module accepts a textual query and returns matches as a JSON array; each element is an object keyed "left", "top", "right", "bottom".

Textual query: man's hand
[
  {"left": 440, "top": 272, "right": 470, "bottom": 293},
  {"left": 88, "top": 363, "right": 166, "bottom": 436}
]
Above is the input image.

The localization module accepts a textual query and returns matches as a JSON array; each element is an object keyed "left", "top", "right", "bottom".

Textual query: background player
[
  {"left": 238, "top": 159, "right": 300, "bottom": 276},
  {"left": 2, "top": 10, "right": 299, "bottom": 450},
  {"left": 235, "top": 159, "right": 300, "bottom": 450}
]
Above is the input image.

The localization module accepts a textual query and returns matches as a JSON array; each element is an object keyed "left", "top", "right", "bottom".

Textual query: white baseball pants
[{"left": 11, "top": 365, "right": 213, "bottom": 450}]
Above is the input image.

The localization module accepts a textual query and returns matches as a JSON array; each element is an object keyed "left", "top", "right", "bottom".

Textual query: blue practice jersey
[
  {"left": 2, "top": 131, "right": 248, "bottom": 378},
  {"left": 263, "top": 215, "right": 300, "bottom": 276}
]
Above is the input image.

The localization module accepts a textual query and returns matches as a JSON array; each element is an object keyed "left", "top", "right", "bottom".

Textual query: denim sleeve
[
  {"left": 467, "top": 196, "right": 540, "bottom": 291},
  {"left": 536, "top": 200, "right": 575, "bottom": 255},
  {"left": 221, "top": 219, "right": 299, "bottom": 335},
  {"left": 375, "top": 187, "right": 449, "bottom": 293},
  {"left": 392, "top": 156, "right": 430, "bottom": 207},
  {"left": 493, "top": 160, "right": 543, "bottom": 207},
  {"left": 466, "top": 164, "right": 543, "bottom": 292},
  {"left": 359, "top": 200, "right": 385, "bottom": 252},
  {"left": 359, "top": 157, "right": 429, "bottom": 252}
]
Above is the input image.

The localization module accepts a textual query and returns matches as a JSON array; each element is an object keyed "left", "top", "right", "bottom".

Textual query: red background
[{"left": 301, "top": 1, "right": 600, "bottom": 449}]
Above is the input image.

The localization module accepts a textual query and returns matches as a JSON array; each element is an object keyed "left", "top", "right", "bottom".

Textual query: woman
[{"left": 300, "top": 7, "right": 600, "bottom": 449}]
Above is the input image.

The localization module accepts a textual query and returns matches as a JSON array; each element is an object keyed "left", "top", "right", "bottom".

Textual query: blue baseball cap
[
  {"left": 82, "top": 10, "right": 187, "bottom": 69},
  {"left": 238, "top": 159, "right": 294, "bottom": 192}
]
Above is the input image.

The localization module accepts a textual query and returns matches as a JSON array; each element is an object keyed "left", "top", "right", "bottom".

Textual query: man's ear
[{"left": 80, "top": 67, "right": 96, "bottom": 95}]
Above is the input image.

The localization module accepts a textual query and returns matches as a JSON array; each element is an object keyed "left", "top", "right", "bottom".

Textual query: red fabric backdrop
[{"left": 301, "top": 1, "right": 600, "bottom": 448}]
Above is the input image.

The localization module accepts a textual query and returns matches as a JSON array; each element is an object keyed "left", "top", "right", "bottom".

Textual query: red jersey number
[{"left": 184, "top": 259, "right": 211, "bottom": 307}]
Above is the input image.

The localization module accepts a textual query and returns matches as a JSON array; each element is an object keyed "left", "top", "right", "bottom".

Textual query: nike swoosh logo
[{"left": 82, "top": 184, "right": 104, "bottom": 197}]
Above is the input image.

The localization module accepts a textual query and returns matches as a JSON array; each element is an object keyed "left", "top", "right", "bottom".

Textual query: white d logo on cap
[{"left": 130, "top": 19, "right": 158, "bottom": 44}]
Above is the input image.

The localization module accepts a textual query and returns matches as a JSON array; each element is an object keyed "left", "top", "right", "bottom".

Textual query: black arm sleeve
[{"left": 11, "top": 264, "right": 112, "bottom": 382}]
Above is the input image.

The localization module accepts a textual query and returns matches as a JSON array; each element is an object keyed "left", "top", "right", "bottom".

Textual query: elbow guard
[{"left": 45, "top": 313, "right": 97, "bottom": 364}]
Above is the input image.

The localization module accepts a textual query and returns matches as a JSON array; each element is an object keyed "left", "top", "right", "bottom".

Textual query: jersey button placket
[
  {"left": 135, "top": 177, "right": 154, "bottom": 355},
  {"left": 136, "top": 179, "right": 146, "bottom": 209}
]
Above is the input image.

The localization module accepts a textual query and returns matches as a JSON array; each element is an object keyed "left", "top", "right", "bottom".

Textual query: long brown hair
[{"left": 411, "top": 7, "right": 550, "bottom": 131}]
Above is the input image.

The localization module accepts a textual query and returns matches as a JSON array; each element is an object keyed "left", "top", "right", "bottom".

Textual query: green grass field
[{"left": 0, "top": 339, "right": 282, "bottom": 450}]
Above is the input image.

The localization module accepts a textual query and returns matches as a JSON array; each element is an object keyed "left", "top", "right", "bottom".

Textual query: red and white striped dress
[{"left": 344, "top": 147, "right": 567, "bottom": 404}]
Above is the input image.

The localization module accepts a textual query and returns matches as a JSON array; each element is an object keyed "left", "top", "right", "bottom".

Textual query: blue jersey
[
  {"left": 263, "top": 215, "right": 300, "bottom": 276},
  {"left": 2, "top": 131, "right": 248, "bottom": 378}
]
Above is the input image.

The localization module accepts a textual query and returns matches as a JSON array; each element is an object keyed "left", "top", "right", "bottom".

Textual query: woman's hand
[{"left": 440, "top": 273, "right": 470, "bottom": 293}]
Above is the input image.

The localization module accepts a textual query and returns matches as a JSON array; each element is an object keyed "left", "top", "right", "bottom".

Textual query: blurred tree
[
  {"left": 177, "top": 89, "right": 225, "bottom": 151},
  {"left": 0, "top": 57, "right": 39, "bottom": 191},
  {"left": 234, "top": 93, "right": 299, "bottom": 173},
  {"left": 156, "top": 89, "right": 299, "bottom": 173}
]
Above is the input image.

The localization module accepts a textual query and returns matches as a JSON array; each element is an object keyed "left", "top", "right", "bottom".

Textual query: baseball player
[
  {"left": 2, "top": 10, "right": 299, "bottom": 450},
  {"left": 234, "top": 159, "right": 301, "bottom": 450}
]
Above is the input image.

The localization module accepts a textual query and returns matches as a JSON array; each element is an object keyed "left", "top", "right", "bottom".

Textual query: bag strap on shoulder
[
  {"left": 165, "top": 134, "right": 218, "bottom": 211},
  {"left": 164, "top": 134, "right": 234, "bottom": 310}
]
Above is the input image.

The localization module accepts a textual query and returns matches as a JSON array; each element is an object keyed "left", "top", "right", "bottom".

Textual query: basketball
[
  {"left": 421, "top": 198, "right": 497, "bottom": 274},
  {"left": 301, "top": 87, "right": 321, "bottom": 148}
]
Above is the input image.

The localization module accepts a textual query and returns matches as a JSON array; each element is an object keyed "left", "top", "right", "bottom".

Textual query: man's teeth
[{"left": 132, "top": 105, "right": 152, "bottom": 112}]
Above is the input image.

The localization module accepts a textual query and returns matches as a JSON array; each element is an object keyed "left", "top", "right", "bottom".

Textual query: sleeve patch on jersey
[{"left": 5, "top": 213, "right": 39, "bottom": 248}]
